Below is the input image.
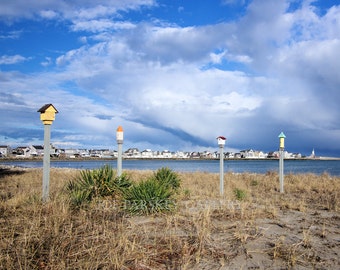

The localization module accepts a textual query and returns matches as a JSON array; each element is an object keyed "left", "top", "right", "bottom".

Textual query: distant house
[
  {"left": 283, "top": 151, "right": 290, "bottom": 159},
  {"left": 234, "top": 153, "right": 242, "bottom": 159},
  {"left": 190, "top": 152, "right": 201, "bottom": 159},
  {"left": 30, "top": 145, "right": 44, "bottom": 156},
  {"left": 100, "top": 149, "right": 113, "bottom": 158},
  {"left": 13, "top": 146, "right": 31, "bottom": 158},
  {"left": 141, "top": 149, "right": 153, "bottom": 158},
  {"left": 89, "top": 149, "right": 101, "bottom": 157},
  {"left": 124, "top": 148, "right": 140, "bottom": 158},
  {"left": 257, "top": 151, "right": 266, "bottom": 158},
  {"left": 225, "top": 152, "right": 231, "bottom": 158},
  {"left": 0, "top": 145, "right": 11, "bottom": 157},
  {"left": 240, "top": 149, "right": 255, "bottom": 158},
  {"left": 111, "top": 150, "right": 118, "bottom": 158},
  {"left": 175, "top": 151, "right": 188, "bottom": 158},
  {"left": 92, "top": 149, "right": 108, "bottom": 157},
  {"left": 58, "top": 149, "right": 66, "bottom": 158},
  {"left": 201, "top": 151, "right": 213, "bottom": 159},
  {"left": 161, "top": 150, "right": 172, "bottom": 158},
  {"left": 270, "top": 151, "right": 290, "bottom": 158},
  {"left": 267, "top": 152, "right": 278, "bottom": 158},
  {"left": 64, "top": 149, "right": 80, "bottom": 158},
  {"left": 292, "top": 153, "right": 302, "bottom": 159},
  {"left": 241, "top": 150, "right": 266, "bottom": 159}
]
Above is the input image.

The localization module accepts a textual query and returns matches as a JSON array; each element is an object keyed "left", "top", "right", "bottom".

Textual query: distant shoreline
[{"left": 1, "top": 156, "right": 340, "bottom": 162}]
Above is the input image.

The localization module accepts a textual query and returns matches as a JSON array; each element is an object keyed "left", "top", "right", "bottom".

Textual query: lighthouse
[{"left": 311, "top": 148, "right": 315, "bottom": 159}]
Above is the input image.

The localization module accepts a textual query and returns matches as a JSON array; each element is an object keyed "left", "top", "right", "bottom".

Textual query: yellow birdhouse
[
  {"left": 278, "top": 132, "right": 286, "bottom": 149},
  {"left": 38, "top": 104, "right": 58, "bottom": 125}
]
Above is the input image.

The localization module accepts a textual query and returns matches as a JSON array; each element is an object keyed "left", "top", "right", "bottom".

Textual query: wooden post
[
  {"left": 279, "top": 148, "right": 284, "bottom": 193},
  {"left": 38, "top": 104, "right": 58, "bottom": 202},
  {"left": 217, "top": 136, "right": 226, "bottom": 196},
  {"left": 278, "top": 132, "right": 286, "bottom": 193},
  {"left": 116, "top": 126, "right": 124, "bottom": 176},
  {"left": 42, "top": 124, "right": 51, "bottom": 202},
  {"left": 219, "top": 144, "right": 224, "bottom": 196}
]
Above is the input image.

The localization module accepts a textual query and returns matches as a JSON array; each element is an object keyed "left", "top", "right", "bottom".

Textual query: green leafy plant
[
  {"left": 67, "top": 186, "right": 92, "bottom": 207},
  {"left": 250, "top": 179, "right": 259, "bottom": 186},
  {"left": 234, "top": 188, "right": 247, "bottom": 201},
  {"left": 122, "top": 178, "right": 176, "bottom": 215},
  {"left": 121, "top": 167, "right": 181, "bottom": 215},
  {"left": 153, "top": 167, "right": 181, "bottom": 191},
  {"left": 183, "top": 188, "right": 191, "bottom": 199},
  {"left": 66, "top": 165, "right": 131, "bottom": 207}
]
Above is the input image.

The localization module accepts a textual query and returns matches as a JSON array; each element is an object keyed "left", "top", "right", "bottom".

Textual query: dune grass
[{"left": 0, "top": 166, "right": 339, "bottom": 269}]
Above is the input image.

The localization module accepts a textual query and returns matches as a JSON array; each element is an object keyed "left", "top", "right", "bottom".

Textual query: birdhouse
[
  {"left": 278, "top": 132, "right": 286, "bottom": 149},
  {"left": 116, "top": 126, "right": 124, "bottom": 142},
  {"left": 38, "top": 104, "right": 58, "bottom": 125},
  {"left": 217, "top": 136, "right": 226, "bottom": 146}
]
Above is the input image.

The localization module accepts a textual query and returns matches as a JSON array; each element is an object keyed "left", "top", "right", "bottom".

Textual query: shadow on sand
[{"left": 0, "top": 167, "right": 26, "bottom": 179}]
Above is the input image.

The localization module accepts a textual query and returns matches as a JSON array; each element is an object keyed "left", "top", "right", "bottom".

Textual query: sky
[{"left": 0, "top": 0, "right": 339, "bottom": 157}]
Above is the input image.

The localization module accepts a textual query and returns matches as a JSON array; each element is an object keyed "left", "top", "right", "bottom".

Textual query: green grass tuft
[{"left": 234, "top": 188, "right": 247, "bottom": 201}]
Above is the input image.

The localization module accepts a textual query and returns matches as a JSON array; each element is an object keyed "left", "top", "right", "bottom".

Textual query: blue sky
[{"left": 0, "top": 0, "right": 339, "bottom": 157}]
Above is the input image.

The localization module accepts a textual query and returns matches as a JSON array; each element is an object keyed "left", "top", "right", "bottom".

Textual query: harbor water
[{"left": 1, "top": 159, "right": 340, "bottom": 176}]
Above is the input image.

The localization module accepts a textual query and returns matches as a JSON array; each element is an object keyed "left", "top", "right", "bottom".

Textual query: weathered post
[
  {"left": 37, "top": 104, "right": 58, "bottom": 202},
  {"left": 278, "top": 132, "right": 286, "bottom": 193},
  {"left": 116, "top": 126, "right": 124, "bottom": 176},
  {"left": 217, "top": 136, "right": 226, "bottom": 196}
]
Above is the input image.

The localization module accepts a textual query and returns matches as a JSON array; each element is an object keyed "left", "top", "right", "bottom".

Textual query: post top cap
[
  {"left": 216, "top": 136, "right": 226, "bottom": 140},
  {"left": 278, "top": 132, "right": 286, "bottom": 138},
  {"left": 117, "top": 126, "right": 123, "bottom": 132}
]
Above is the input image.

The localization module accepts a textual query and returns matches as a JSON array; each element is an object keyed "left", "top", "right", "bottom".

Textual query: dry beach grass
[{"left": 0, "top": 166, "right": 339, "bottom": 269}]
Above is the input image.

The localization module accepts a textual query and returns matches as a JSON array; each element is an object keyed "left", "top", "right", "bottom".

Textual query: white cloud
[
  {"left": 0, "top": 54, "right": 27, "bottom": 64},
  {"left": 72, "top": 5, "right": 116, "bottom": 20},
  {"left": 121, "top": 23, "right": 231, "bottom": 66},
  {"left": 71, "top": 19, "right": 136, "bottom": 32},
  {"left": 0, "top": 30, "right": 22, "bottom": 39},
  {"left": 41, "top": 57, "right": 52, "bottom": 67},
  {"left": 0, "top": 0, "right": 339, "bottom": 155},
  {"left": 323, "top": 5, "right": 340, "bottom": 38},
  {"left": 0, "top": 0, "right": 156, "bottom": 24},
  {"left": 211, "top": 92, "right": 261, "bottom": 113},
  {"left": 39, "top": 9, "right": 60, "bottom": 19}
]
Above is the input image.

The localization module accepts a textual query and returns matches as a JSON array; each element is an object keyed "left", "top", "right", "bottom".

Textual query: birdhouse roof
[
  {"left": 37, "top": 104, "right": 58, "bottom": 113},
  {"left": 278, "top": 132, "right": 286, "bottom": 138},
  {"left": 217, "top": 136, "right": 226, "bottom": 140}
]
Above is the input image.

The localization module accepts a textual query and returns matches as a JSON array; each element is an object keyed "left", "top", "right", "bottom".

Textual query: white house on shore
[
  {"left": 240, "top": 149, "right": 267, "bottom": 159},
  {"left": 141, "top": 149, "right": 153, "bottom": 158},
  {"left": 0, "top": 145, "right": 11, "bottom": 157}
]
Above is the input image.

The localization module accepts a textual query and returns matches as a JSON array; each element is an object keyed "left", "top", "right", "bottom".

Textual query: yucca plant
[
  {"left": 153, "top": 167, "right": 181, "bottom": 191},
  {"left": 66, "top": 165, "right": 131, "bottom": 207},
  {"left": 122, "top": 178, "right": 176, "bottom": 215},
  {"left": 67, "top": 186, "right": 92, "bottom": 207}
]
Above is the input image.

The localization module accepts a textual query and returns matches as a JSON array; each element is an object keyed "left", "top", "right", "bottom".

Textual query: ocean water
[{"left": 1, "top": 159, "right": 340, "bottom": 176}]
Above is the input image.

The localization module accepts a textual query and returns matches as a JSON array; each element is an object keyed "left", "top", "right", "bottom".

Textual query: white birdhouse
[
  {"left": 217, "top": 136, "right": 226, "bottom": 146},
  {"left": 116, "top": 126, "right": 124, "bottom": 142}
]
